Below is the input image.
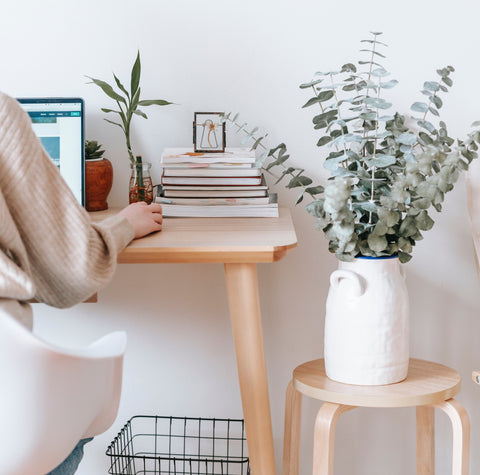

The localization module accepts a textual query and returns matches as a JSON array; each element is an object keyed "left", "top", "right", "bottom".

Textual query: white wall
[{"left": 2, "top": 1, "right": 480, "bottom": 473}]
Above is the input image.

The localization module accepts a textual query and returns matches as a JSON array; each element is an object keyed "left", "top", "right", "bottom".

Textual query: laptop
[{"left": 17, "top": 98, "right": 85, "bottom": 206}]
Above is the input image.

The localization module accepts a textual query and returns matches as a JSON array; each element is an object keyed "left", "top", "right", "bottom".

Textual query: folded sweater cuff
[{"left": 93, "top": 214, "right": 135, "bottom": 254}]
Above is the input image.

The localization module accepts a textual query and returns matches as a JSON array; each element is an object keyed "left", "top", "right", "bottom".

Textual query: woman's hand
[{"left": 118, "top": 202, "right": 163, "bottom": 239}]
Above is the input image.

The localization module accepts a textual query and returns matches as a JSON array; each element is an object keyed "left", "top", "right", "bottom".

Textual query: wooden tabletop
[
  {"left": 89, "top": 207, "right": 298, "bottom": 264},
  {"left": 293, "top": 359, "right": 461, "bottom": 408}
]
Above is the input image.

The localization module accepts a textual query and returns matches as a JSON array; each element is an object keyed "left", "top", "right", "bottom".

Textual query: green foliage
[
  {"left": 84, "top": 140, "right": 105, "bottom": 160},
  {"left": 87, "top": 51, "right": 173, "bottom": 164},
  {"left": 224, "top": 33, "right": 480, "bottom": 263}
]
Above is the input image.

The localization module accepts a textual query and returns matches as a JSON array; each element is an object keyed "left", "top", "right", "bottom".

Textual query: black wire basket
[{"left": 106, "top": 416, "right": 250, "bottom": 475}]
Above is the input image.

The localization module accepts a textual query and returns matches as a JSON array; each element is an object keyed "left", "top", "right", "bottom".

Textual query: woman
[{"left": 0, "top": 91, "right": 163, "bottom": 473}]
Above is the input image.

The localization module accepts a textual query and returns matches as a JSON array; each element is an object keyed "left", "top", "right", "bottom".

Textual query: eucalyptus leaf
[
  {"left": 367, "top": 234, "right": 388, "bottom": 252},
  {"left": 411, "top": 102, "right": 428, "bottom": 113},
  {"left": 299, "top": 78, "right": 324, "bottom": 89},
  {"left": 366, "top": 155, "right": 397, "bottom": 168},
  {"left": 398, "top": 251, "right": 412, "bottom": 263},
  {"left": 286, "top": 175, "right": 313, "bottom": 188},
  {"left": 424, "top": 81, "right": 440, "bottom": 92},
  {"left": 306, "top": 185, "right": 325, "bottom": 195},
  {"left": 371, "top": 67, "right": 390, "bottom": 77},
  {"left": 302, "top": 97, "right": 322, "bottom": 108},
  {"left": 415, "top": 211, "right": 434, "bottom": 230},
  {"left": 430, "top": 96, "right": 443, "bottom": 109},
  {"left": 354, "top": 201, "right": 377, "bottom": 212},
  {"left": 381, "top": 79, "right": 399, "bottom": 89},
  {"left": 364, "top": 97, "right": 392, "bottom": 109},
  {"left": 442, "top": 76, "right": 453, "bottom": 87},
  {"left": 341, "top": 63, "right": 357, "bottom": 73},
  {"left": 360, "top": 49, "right": 386, "bottom": 59},
  {"left": 417, "top": 120, "right": 436, "bottom": 134},
  {"left": 317, "top": 136, "right": 333, "bottom": 146},
  {"left": 398, "top": 132, "right": 417, "bottom": 145}
]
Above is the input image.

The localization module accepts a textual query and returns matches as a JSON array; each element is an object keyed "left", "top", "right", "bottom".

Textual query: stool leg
[
  {"left": 433, "top": 399, "right": 470, "bottom": 475},
  {"left": 417, "top": 406, "right": 435, "bottom": 474},
  {"left": 283, "top": 380, "right": 303, "bottom": 475},
  {"left": 312, "top": 403, "right": 355, "bottom": 475}
]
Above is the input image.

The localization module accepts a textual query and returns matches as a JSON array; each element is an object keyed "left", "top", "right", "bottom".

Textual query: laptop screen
[{"left": 18, "top": 98, "right": 85, "bottom": 205}]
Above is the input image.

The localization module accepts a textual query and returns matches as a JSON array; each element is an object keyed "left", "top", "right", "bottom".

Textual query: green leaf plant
[
  {"left": 84, "top": 140, "right": 105, "bottom": 160},
  {"left": 222, "top": 32, "right": 480, "bottom": 263},
  {"left": 87, "top": 51, "right": 173, "bottom": 165}
]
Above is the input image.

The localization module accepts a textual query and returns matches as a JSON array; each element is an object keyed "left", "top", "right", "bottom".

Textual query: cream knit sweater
[{"left": 0, "top": 92, "right": 135, "bottom": 329}]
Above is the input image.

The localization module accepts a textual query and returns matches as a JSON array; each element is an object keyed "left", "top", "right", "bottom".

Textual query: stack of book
[{"left": 157, "top": 148, "right": 278, "bottom": 217}]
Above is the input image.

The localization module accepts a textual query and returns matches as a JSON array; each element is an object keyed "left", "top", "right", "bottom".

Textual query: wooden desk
[{"left": 91, "top": 207, "right": 298, "bottom": 475}]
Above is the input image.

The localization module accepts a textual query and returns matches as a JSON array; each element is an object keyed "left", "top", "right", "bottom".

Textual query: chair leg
[
  {"left": 433, "top": 399, "right": 470, "bottom": 475},
  {"left": 312, "top": 402, "right": 355, "bottom": 475},
  {"left": 282, "top": 380, "right": 303, "bottom": 475},
  {"left": 417, "top": 406, "right": 435, "bottom": 474}
]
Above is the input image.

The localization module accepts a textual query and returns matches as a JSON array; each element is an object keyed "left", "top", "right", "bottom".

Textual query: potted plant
[
  {"left": 84, "top": 140, "right": 113, "bottom": 211},
  {"left": 221, "top": 32, "right": 480, "bottom": 385},
  {"left": 87, "top": 51, "right": 173, "bottom": 203}
]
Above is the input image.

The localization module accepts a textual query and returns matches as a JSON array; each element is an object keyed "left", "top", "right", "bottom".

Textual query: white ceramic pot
[{"left": 324, "top": 256, "right": 409, "bottom": 385}]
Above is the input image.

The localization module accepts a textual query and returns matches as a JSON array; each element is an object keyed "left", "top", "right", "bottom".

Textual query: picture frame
[{"left": 193, "top": 112, "right": 226, "bottom": 152}]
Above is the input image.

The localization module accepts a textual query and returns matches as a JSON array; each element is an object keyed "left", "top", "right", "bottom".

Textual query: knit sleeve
[{"left": 0, "top": 93, "right": 135, "bottom": 308}]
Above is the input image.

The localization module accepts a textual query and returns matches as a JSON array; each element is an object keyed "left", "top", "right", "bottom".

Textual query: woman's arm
[{"left": 0, "top": 93, "right": 161, "bottom": 308}]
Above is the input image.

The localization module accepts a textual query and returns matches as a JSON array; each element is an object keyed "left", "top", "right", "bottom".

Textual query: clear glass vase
[{"left": 129, "top": 158, "right": 153, "bottom": 204}]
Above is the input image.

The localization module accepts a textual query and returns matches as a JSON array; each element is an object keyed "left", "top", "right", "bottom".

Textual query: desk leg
[
  {"left": 224, "top": 263, "right": 276, "bottom": 475},
  {"left": 417, "top": 406, "right": 435, "bottom": 474},
  {"left": 283, "top": 380, "right": 303, "bottom": 475}
]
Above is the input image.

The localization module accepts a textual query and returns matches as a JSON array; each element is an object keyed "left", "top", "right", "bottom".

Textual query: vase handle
[
  {"left": 399, "top": 264, "right": 407, "bottom": 281},
  {"left": 330, "top": 270, "right": 364, "bottom": 297}
]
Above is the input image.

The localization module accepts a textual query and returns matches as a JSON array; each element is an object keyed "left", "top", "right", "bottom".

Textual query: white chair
[{"left": 0, "top": 310, "right": 126, "bottom": 475}]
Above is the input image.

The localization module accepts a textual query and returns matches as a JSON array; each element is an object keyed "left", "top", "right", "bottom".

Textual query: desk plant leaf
[{"left": 222, "top": 32, "right": 480, "bottom": 263}]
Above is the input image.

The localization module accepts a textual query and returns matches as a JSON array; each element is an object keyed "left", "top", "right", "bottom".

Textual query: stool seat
[
  {"left": 283, "top": 358, "right": 470, "bottom": 475},
  {"left": 294, "top": 358, "right": 461, "bottom": 408}
]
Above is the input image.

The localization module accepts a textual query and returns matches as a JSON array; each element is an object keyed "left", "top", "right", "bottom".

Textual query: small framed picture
[{"left": 193, "top": 112, "right": 226, "bottom": 152}]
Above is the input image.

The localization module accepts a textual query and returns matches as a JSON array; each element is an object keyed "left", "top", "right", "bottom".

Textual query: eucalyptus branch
[
  {"left": 221, "top": 113, "right": 323, "bottom": 204},
  {"left": 298, "top": 33, "right": 479, "bottom": 263}
]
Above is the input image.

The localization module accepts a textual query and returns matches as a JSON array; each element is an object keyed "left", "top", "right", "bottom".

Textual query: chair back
[{"left": 0, "top": 311, "right": 126, "bottom": 475}]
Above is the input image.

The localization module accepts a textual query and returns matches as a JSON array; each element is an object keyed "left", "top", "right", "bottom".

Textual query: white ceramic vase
[{"left": 324, "top": 256, "right": 409, "bottom": 386}]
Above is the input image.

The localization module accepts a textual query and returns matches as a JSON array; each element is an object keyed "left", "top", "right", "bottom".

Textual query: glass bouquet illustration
[{"left": 193, "top": 112, "right": 226, "bottom": 152}]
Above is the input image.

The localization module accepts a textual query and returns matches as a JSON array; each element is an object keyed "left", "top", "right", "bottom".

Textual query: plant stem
[
  {"left": 135, "top": 156, "right": 145, "bottom": 201},
  {"left": 329, "top": 73, "right": 348, "bottom": 158},
  {"left": 368, "top": 74, "right": 382, "bottom": 224}
]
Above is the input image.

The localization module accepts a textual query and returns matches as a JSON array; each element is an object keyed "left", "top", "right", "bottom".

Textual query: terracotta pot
[{"left": 85, "top": 158, "right": 113, "bottom": 211}]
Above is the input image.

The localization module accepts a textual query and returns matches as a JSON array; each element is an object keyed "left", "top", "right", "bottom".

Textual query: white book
[
  {"left": 163, "top": 168, "right": 261, "bottom": 177},
  {"left": 161, "top": 183, "right": 268, "bottom": 191},
  {"left": 162, "top": 176, "right": 263, "bottom": 186},
  {"left": 160, "top": 163, "right": 252, "bottom": 169},
  {"left": 157, "top": 201, "right": 279, "bottom": 218},
  {"left": 158, "top": 196, "right": 271, "bottom": 205},
  {"left": 163, "top": 188, "right": 268, "bottom": 198},
  {"left": 161, "top": 147, "right": 256, "bottom": 164}
]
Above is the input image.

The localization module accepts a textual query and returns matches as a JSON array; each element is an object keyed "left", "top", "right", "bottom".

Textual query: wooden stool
[{"left": 283, "top": 358, "right": 470, "bottom": 475}]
